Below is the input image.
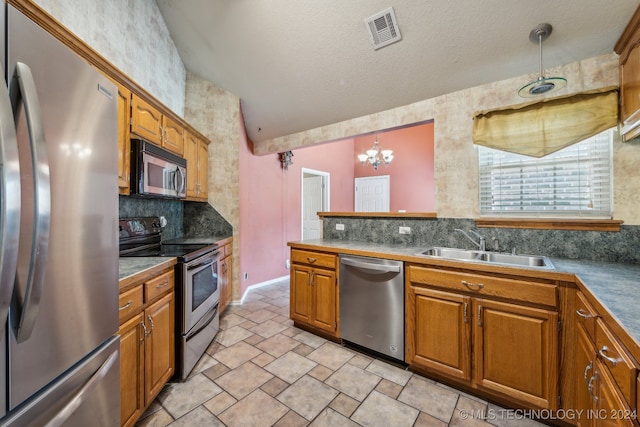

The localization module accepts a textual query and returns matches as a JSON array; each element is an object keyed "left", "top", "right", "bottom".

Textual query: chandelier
[{"left": 357, "top": 137, "right": 393, "bottom": 170}]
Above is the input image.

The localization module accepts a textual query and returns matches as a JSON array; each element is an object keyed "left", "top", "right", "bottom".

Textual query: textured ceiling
[{"left": 156, "top": 0, "right": 639, "bottom": 145}]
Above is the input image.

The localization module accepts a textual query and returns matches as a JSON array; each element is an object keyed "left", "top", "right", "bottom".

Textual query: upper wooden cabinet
[
  {"left": 131, "top": 94, "right": 184, "bottom": 156},
  {"left": 184, "top": 131, "right": 209, "bottom": 201},
  {"left": 616, "top": 4, "right": 640, "bottom": 141},
  {"left": 105, "top": 76, "right": 131, "bottom": 195}
]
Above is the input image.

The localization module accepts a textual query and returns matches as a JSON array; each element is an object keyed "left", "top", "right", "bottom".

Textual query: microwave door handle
[
  {"left": 177, "top": 166, "right": 186, "bottom": 196},
  {"left": 11, "top": 62, "right": 50, "bottom": 343},
  {"left": 0, "top": 74, "right": 20, "bottom": 326}
]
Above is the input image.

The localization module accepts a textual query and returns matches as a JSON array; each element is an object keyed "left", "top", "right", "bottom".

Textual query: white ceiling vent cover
[{"left": 365, "top": 7, "right": 402, "bottom": 50}]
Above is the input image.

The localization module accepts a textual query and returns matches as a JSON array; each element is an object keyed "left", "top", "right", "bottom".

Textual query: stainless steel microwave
[{"left": 130, "top": 139, "right": 187, "bottom": 199}]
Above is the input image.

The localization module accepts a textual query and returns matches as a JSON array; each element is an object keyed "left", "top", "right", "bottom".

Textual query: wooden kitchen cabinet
[
  {"left": 616, "top": 4, "right": 640, "bottom": 141},
  {"left": 118, "top": 266, "right": 175, "bottom": 427},
  {"left": 574, "top": 291, "right": 638, "bottom": 427},
  {"left": 219, "top": 241, "right": 233, "bottom": 313},
  {"left": 131, "top": 94, "right": 184, "bottom": 155},
  {"left": 406, "top": 264, "right": 559, "bottom": 410},
  {"left": 290, "top": 249, "right": 338, "bottom": 337},
  {"left": 112, "top": 79, "right": 132, "bottom": 195},
  {"left": 185, "top": 131, "right": 209, "bottom": 201}
]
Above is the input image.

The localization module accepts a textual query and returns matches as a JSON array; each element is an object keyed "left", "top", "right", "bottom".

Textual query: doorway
[
  {"left": 354, "top": 175, "right": 390, "bottom": 212},
  {"left": 301, "top": 169, "right": 330, "bottom": 239}
]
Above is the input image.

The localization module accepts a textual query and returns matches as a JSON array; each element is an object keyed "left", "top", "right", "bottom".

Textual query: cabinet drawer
[
  {"left": 595, "top": 318, "right": 638, "bottom": 407},
  {"left": 145, "top": 270, "right": 174, "bottom": 302},
  {"left": 407, "top": 265, "right": 557, "bottom": 307},
  {"left": 224, "top": 244, "right": 232, "bottom": 258},
  {"left": 291, "top": 249, "right": 336, "bottom": 269},
  {"left": 575, "top": 291, "right": 598, "bottom": 342},
  {"left": 119, "top": 285, "right": 143, "bottom": 324}
]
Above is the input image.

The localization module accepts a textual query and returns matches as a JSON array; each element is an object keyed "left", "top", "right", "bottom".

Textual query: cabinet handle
[
  {"left": 156, "top": 281, "right": 169, "bottom": 289},
  {"left": 598, "top": 346, "right": 618, "bottom": 366},
  {"left": 148, "top": 315, "right": 155, "bottom": 334},
  {"left": 461, "top": 280, "right": 484, "bottom": 291},
  {"left": 310, "top": 271, "right": 315, "bottom": 286},
  {"left": 477, "top": 305, "right": 483, "bottom": 327},
  {"left": 307, "top": 257, "right": 317, "bottom": 264},
  {"left": 583, "top": 361, "right": 593, "bottom": 385},
  {"left": 141, "top": 321, "right": 149, "bottom": 340},
  {"left": 576, "top": 309, "right": 594, "bottom": 319},
  {"left": 463, "top": 302, "right": 468, "bottom": 323},
  {"left": 587, "top": 373, "right": 598, "bottom": 404},
  {"left": 119, "top": 301, "right": 132, "bottom": 311}
]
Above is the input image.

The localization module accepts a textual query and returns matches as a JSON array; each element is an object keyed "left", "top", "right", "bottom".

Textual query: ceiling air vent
[{"left": 365, "top": 7, "right": 402, "bottom": 50}]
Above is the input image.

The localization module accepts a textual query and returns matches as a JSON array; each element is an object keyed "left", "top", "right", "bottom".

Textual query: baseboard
[{"left": 237, "top": 275, "right": 289, "bottom": 305}]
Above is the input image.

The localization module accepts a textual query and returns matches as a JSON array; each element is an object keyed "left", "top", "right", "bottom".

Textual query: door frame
[{"left": 301, "top": 168, "right": 330, "bottom": 239}]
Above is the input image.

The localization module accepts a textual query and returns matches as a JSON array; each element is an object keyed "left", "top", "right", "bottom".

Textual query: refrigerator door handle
[
  {"left": 45, "top": 349, "right": 119, "bottom": 427},
  {"left": 11, "top": 62, "right": 51, "bottom": 343},
  {"left": 0, "top": 75, "right": 21, "bottom": 326}
]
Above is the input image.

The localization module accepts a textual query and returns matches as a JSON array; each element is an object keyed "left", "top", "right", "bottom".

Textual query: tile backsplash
[{"left": 322, "top": 216, "right": 640, "bottom": 264}]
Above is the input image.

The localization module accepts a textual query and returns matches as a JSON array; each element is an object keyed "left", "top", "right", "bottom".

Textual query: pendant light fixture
[
  {"left": 357, "top": 137, "right": 393, "bottom": 170},
  {"left": 518, "top": 23, "right": 566, "bottom": 98}
]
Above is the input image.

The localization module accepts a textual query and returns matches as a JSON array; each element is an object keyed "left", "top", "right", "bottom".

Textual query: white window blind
[{"left": 478, "top": 128, "right": 614, "bottom": 218}]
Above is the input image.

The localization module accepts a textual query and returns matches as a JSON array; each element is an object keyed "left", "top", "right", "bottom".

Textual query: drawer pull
[
  {"left": 461, "top": 280, "right": 484, "bottom": 290},
  {"left": 148, "top": 315, "right": 155, "bottom": 334},
  {"left": 307, "top": 257, "right": 317, "bottom": 264},
  {"left": 588, "top": 373, "right": 598, "bottom": 403},
  {"left": 477, "top": 305, "right": 483, "bottom": 327},
  {"left": 583, "top": 361, "right": 593, "bottom": 384},
  {"left": 598, "top": 346, "right": 618, "bottom": 366},
  {"left": 156, "top": 281, "right": 169, "bottom": 289},
  {"left": 141, "top": 321, "right": 149, "bottom": 340},
  {"left": 119, "top": 301, "right": 132, "bottom": 311},
  {"left": 576, "top": 309, "right": 594, "bottom": 319}
]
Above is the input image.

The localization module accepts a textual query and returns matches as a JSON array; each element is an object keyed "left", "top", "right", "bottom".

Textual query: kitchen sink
[{"left": 416, "top": 247, "right": 554, "bottom": 269}]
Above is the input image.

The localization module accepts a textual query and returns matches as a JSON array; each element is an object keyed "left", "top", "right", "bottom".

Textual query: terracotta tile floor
[{"left": 136, "top": 280, "right": 544, "bottom": 427}]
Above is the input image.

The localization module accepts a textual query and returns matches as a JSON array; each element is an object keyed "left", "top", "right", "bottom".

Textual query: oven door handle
[
  {"left": 187, "top": 252, "right": 220, "bottom": 271},
  {"left": 185, "top": 304, "right": 219, "bottom": 340}
]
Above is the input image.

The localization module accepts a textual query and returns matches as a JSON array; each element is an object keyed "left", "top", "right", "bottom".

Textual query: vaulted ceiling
[{"left": 156, "top": 0, "right": 639, "bottom": 146}]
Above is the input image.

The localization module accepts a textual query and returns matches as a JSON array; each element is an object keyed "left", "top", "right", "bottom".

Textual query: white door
[
  {"left": 355, "top": 176, "right": 390, "bottom": 212},
  {"left": 302, "top": 170, "right": 329, "bottom": 239}
]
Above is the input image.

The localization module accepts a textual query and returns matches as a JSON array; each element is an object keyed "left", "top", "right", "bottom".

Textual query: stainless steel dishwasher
[{"left": 339, "top": 255, "right": 405, "bottom": 362}]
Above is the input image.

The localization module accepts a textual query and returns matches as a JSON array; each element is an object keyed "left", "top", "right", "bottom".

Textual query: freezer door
[
  {"left": 7, "top": 5, "right": 118, "bottom": 410},
  {"left": 0, "top": 336, "right": 120, "bottom": 427}
]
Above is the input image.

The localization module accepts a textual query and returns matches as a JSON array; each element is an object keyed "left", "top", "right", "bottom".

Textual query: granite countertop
[
  {"left": 119, "top": 257, "right": 175, "bottom": 280},
  {"left": 163, "top": 235, "right": 232, "bottom": 245},
  {"left": 290, "top": 239, "right": 640, "bottom": 351}
]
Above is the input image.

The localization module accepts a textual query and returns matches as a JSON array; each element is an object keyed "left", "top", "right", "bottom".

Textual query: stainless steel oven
[{"left": 179, "top": 249, "right": 221, "bottom": 379}]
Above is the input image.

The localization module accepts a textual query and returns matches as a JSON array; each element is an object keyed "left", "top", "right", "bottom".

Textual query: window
[{"left": 478, "top": 128, "right": 614, "bottom": 218}]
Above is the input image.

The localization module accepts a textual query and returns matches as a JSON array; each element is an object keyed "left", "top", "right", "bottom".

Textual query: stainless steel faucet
[{"left": 454, "top": 228, "right": 486, "bottom": 251}]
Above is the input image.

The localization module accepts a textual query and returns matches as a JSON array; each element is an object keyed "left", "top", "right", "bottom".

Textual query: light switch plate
[
  {"left": 336, "top": 224, "right": 345, "bottom": 231},
  {"left": 399, "top": 226, "right": 411, "bottom": 234}
]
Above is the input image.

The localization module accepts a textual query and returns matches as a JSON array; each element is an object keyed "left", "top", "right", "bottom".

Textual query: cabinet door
[
  {"left": 596, "top": 362, "right": 636, "bottom": 427},
  {"left": 219, "top": 256, "right": 231, "bottom": 312},
  {"left": 162, "top": 115, "right": 184, "bottom": 155},
  {"left": 473, "top": 298, "right": 558, "bottom": 409},
  {"left": 184, "top": 132, "right": 199, "bottom": 199},
  {"left": 119, "top": 313, "right": 144, "bottom": 427},
  {"left": 576, "top": 324, "right": 597, "bottom": 427},
  {"left": 225, "top": 254, "right": 233, "bottom": 306},
  {"left": 144, "top": 292, "right": 174, "bottom": 406},
  {"left": 290, "top": 265, "right": 313, "bottom": 324},
  {"left": 197, "top": 138, "right": 209, "bottom": 199},
  {"left": 406, "top": 286, "right": 471, "bottom": 380},
  {"left": 311, "top": 268, "right": 337, "bottom": 334},
  {"left": 131, "top": 95, "right": 162, "bottom": 145},
  {"left": 621, "top": 41, "right": 640, "bottom": 126},
  {"left": 114, "top": 81, "right": 131, "bottom": 195}
]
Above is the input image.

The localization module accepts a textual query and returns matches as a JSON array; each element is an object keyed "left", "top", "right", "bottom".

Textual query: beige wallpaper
[
  {"left": 184, "top": 72, "right": 241, "bottom": 299},
  {"left": 32, "top": 0, "right": 186, "bottom": 116},
  {"left": 254, "top": 53, "right": 640, "bottom": 225}
]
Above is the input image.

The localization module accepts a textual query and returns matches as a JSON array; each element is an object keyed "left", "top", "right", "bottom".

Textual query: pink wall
[
  {"left": 239, "top": 122, "right": 354, "bottom": 296},
  {"left": 354, "top": 122, "right": 435, "bottom": 212}
]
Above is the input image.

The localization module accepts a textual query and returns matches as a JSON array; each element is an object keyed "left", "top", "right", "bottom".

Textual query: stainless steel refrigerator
[{"left": 0, "top": 4, "right": 120, "bottom": 426}]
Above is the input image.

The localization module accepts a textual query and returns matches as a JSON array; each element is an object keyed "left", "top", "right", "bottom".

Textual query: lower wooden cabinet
[
  {"left": 289, "top": 249, "right": 338, "bottom": 337},
  {"left": 119, "top": 267, "right": 175, "bottom": 427},
  {"left": 406, "top": 264, "right": 559, "bottom": 410},
  {"left": 219, "top": 242, "right": 233, "bottom": 313}
]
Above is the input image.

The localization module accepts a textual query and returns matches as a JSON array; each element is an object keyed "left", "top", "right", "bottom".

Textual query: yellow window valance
[{"left": 473, "top": 87, "right": 618, "bottom": 157}]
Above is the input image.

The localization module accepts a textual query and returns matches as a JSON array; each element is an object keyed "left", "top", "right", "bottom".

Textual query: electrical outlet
[
  {"left": 399, "top": 226, "right": 411, "bottom": 235},
  {"left": 286, "top": 259, "right": 290, "bottom": 269},
  {"left": 243, "top": 272, "right": 248, "bottom": 280},
  {"left": 336, "top": 223, "right": 345, "bottom": 231}
]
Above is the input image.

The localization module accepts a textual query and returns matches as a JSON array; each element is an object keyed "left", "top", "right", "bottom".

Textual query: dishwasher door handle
[{"left": 340, "top": 257, "right": 401, "bottom": 273}]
